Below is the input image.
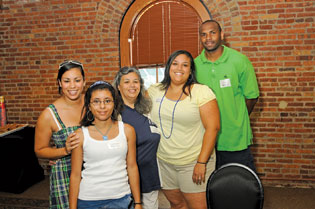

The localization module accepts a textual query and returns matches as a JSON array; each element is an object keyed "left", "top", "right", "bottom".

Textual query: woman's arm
[
  {"left": 69, "top": 129, "right": 84, "bottom": 209},
  {"left": 124, "top": 124, "right": 143, "bottom": 209},
  {"left": 193, "top": 99, "right": 220, "bottom": 184},
  {"left": 34, "top": 108, "right": 80, "bottom": 159}
]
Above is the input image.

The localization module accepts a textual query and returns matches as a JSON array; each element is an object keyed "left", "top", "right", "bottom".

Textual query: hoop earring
[{"left": 87, "top": 110, "right": 94, "bottom": 121}]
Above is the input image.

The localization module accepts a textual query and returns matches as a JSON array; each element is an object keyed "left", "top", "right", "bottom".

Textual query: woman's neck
[
  {"left": 166, "top": 83, "right": 186, "bottom": 100},
  {"left": 169, "top": 83, "right": 185, "bottom": 93},
  {"left": 94, "top": 118, "right": 113, "bottom": 128},
  {"left": 123, "top": 98, "right": 135, "bottom": 109},
  {"left": 61, "top": 95, "right": 83, "bottom": 108}
]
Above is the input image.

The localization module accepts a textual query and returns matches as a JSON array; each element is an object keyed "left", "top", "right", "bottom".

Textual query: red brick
[{"left": 1, "top": 0, "right": 314, "bottom": 189}]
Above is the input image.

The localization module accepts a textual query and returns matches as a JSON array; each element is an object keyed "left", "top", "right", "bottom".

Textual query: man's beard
[{"left": 204, "top": 41, "right": 221, "bottom": 53}]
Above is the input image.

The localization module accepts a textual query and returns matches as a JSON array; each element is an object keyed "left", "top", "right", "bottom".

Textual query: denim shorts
[{"left": 77, "top": 194, "right": 133, "bottom": 209}]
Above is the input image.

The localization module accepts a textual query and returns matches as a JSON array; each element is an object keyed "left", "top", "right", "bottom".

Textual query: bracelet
[
  {"left": 65, "top": 147, "right": 71, "bottom": 155},
  {"left": 197, "top": 161, "right": 207, "bottom": 164},
  {"left": 134, "top": 202, "right": 142, "bottom": 205}
]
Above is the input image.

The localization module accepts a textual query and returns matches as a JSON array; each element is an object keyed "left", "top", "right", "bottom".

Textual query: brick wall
[{"left": 0, "top": 0, "right": 314, "bottom": 187}]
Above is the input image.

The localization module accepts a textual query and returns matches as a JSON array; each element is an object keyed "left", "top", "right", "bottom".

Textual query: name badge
[
  {"left": 150, "top": 125, "right": 160, "bottom": 135},
  {"left": 148, "top": 118, "right": 160, "bottom": 135},
  {"left": 220, "top": 78, "right": 231, "bottom": 88},
  {"left": 108, "top": 142, "right": 121, "bottom": 149}
]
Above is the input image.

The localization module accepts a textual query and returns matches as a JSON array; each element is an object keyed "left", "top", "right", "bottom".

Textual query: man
[{"left": 194, "top": 20, "right": 259, "bottom": 172}]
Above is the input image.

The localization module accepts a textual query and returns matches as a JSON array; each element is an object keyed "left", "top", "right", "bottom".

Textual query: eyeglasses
[
  {"left": 59, "top": 60, "right": 83, "bottom": 70},
  {"left": 91, "top": 99, "right": 114, "bottom": 106}
]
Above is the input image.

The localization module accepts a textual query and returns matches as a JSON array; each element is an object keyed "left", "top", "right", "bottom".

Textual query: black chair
[{"left": 206, "top": 163, "right": 264, "bottom": 209}]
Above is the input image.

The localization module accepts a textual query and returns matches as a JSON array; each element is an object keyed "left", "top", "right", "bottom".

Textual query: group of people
[{"left": 34, "top": 20, "right": 259, "bottom": 209}]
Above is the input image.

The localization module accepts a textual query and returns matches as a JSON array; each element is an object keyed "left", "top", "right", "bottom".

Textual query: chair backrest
[{"left": 206, "top": 163, "right": 264, "bottom": 209}]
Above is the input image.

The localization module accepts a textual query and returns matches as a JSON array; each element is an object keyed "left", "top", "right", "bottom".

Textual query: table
[{"left": 0, "top": 126, "right": 45, "bottom": 194}]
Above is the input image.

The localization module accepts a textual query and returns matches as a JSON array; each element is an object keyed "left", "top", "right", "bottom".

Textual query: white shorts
[
  {"left": 158, "top": 158, "right": 215, "bottom": 193},
  {"left": 142, "top": 190, "right": 159, "bottom": 209}
]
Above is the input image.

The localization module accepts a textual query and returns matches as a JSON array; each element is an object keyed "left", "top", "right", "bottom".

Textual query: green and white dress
[{"left": 48, "top": 104, "right": 80, "bottom": 209}]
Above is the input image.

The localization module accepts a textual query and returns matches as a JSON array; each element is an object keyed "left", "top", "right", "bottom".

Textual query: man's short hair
[{"left": 200, "top": 20, "right": 222, "bottom": 32}]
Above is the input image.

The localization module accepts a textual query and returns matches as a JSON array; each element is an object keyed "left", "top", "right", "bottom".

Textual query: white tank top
[{"left": 78, "top": 121, "right": 130, "bottom": 200}]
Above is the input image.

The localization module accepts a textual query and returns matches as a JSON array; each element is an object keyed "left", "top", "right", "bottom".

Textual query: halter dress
[{"left": 48, "top": 104, "right": 80, "bottom": 209}]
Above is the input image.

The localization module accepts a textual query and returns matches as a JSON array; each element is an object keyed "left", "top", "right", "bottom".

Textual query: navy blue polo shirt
[{"left": 121, "top": 105, "right": 161, "bottom": 193}]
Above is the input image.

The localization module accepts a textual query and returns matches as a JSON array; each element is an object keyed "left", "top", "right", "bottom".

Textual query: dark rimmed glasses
[
  {"left": 59, "top": 60, "right": 83, "bottom": 70},
  {"left": 91, "top": 99, "right": 114, "bottom": 107}
]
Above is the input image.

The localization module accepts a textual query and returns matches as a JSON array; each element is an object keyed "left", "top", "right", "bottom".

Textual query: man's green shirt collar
[{"left": 200, "top": 45, "right": 229, "bottom": 64}]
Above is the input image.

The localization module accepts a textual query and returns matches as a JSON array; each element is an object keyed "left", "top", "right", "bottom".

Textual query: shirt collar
[{"left": 200, "top": 45, "right": 228, "bottom": 64}]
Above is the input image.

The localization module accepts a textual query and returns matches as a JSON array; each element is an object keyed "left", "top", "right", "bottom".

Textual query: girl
[
  {"left": 69, "top": 81, "right": 142, "bottom": 209},
  {"left": 35, "top": 60, "right": 85, "bottom": 209}
]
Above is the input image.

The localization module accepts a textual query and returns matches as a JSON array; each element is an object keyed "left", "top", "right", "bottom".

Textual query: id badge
[
  {"left": 148, "top": 118, "right": 160, "bottom": 135},
  {"left": 108, "top": 142, "right": 121, "bottom": 149},
  {"left": 150, "top": 125, "right": 160, "bottom": 135},
  {"left": 220, "top": 78, "right": 231, "bottom": 88}
]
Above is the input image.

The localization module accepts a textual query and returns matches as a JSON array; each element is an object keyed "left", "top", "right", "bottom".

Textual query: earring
[{"left": 87, "top": 110, "right": 94, "bottom": 121}]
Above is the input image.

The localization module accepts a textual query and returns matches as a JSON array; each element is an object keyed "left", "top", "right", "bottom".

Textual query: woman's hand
[
  {"left": 65, "top": 131, "right": 81, "bottom": 155},
  {"left": 193, "top": 163, "right": 206, "bottom": 185},
  {"left": 48, "top": 160, "right": 56, "bottom": 166}
]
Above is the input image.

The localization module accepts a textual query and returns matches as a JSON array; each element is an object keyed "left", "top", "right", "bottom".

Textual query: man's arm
[{"left": 246, "top": 98, "right": 258, "bottom": 115}]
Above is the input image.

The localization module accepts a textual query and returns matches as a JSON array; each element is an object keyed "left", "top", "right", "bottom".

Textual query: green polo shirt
[{"left": 195, "top": 45, "right": 259, "bottom": 151}]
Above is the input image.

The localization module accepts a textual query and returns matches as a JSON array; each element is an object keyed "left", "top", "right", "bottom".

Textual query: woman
[
  {"left": 147, "top": 50, "right": 220, "bottom": 209},
  {"left": 69, "top": 81, "right": 142, "bottom": 209},
  {"left": 34, "top": 60, "right": 85, "bottom": 209},
  {"left": 113, "top": 67, "right": 161, "bottom": 209}
]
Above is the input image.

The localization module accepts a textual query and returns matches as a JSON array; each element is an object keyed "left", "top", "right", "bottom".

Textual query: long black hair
[
  {"left": 80, "top": 81, "right": 122, "bottom": 127},
  {"left": 160, "top": 50, "right": 197, "bottom": 96}
]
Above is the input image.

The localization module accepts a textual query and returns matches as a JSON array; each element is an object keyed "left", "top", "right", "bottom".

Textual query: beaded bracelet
[{"left": 197, "top": 161, "right": 207, "bottom": 164}]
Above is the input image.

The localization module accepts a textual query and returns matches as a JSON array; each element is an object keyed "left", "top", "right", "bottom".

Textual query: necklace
[
  {"left": 94, "top": 122, "right": 112, "bottom": 141},
  {"left": 158, "top": 88, "right": 183, "bottom": 139}
]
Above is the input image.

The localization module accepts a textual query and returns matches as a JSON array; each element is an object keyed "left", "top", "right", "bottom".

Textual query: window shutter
[{"left": 131, "top": 1, "right": 202, "bottom": 66}]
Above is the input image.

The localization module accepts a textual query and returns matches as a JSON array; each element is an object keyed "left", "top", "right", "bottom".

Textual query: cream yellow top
[{"left": 148, "top": 83, "right": 216, "bottom": 165}]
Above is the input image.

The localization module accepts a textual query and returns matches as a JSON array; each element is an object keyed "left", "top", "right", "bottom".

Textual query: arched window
[{"left": 120, "top": 0, "right": 211, "bottom": 88}]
